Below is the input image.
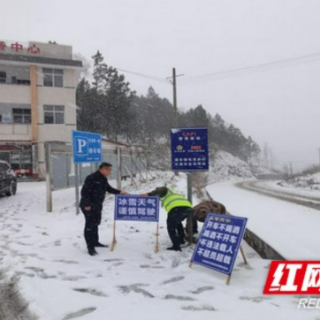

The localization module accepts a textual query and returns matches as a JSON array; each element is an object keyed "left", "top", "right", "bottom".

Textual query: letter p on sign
[{"left": 76, "top": 138, "right": 88, "bottom": 155}]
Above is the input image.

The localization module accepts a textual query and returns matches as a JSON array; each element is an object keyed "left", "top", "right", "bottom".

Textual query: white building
[{"left": 0, "top": 40, "right": 82, "bottom": 179}]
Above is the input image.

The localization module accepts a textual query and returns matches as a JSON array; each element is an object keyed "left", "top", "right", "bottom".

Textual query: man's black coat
[{"left": 80, "top": 170, "right": 120, "bottom": 210}]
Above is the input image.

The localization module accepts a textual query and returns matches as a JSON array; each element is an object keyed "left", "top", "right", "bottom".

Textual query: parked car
[{"left": 0, "top": 160, "right": 17, "bottom": 196}]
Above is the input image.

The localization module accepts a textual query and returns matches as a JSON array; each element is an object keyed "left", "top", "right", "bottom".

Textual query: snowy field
[{"left": 0, "top": 173, "right": 319, "bottom": 320}]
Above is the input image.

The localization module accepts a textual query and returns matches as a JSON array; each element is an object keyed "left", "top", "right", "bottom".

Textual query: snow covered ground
[
  {"left": 207, "top": 150, "right": 255, "bottom": 184},
  {"left": 207, "top": 180, "right": 320, "bottom": 260},
  {"left": 280, "top": 172, "right": 320, "bottom": 191},
  {"left": 264, "top": 178, "right": 320, "bottom": 197},
  {"left": 1, "top": 172, "right": 319, "bottom": 320}
]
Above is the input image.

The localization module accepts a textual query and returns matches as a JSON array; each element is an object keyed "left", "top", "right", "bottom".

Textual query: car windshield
[{"left": 0, "top": 163, "right": 9, "bottom": 171}]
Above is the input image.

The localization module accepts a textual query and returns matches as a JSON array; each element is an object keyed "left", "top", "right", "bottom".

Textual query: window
[
  {"left": 0, "top": 71, "right": 6, "bottom": 83},
  {"left": 44, "top": 105, "right": 64, "bottom": 124},
  {"left": 17, "top": 79, "right": 31, "bottom": 85},
  {"left": 12, "top": 109, "right": 31, "bottom": 124},
  {"left": 43, "top": 68, "right": 63, "bottom": 87}
]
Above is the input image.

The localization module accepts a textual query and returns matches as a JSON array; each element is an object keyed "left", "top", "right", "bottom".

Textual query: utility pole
[
  {"left": 168, "top": 68, "right": 192, "bottom": 244},
  {"left": 319, "top": 148, "right": 320, "bottom": 168},
  {"left": 172, "top": 68, "right": 177, "bottom": 126},
  {"left": 167, "top": 68, "right": 184, "bottom": 127}
]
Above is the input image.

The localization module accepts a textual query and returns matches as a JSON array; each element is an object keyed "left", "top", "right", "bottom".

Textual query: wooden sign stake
[
  {"left": 111, "top": 220, "right": 117, "bottom": 251},
  {"left": 154, "top": 223, "right": 159, "bottom": 253}
]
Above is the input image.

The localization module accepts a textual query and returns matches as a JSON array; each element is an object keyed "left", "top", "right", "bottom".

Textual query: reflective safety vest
[{"left": 160, "top": 189, "right": 192, "bottom": 213}]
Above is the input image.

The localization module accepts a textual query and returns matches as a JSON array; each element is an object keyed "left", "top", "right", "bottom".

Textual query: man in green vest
[{"left": 140, "top": 186, "right": 192, "bottom": 251}]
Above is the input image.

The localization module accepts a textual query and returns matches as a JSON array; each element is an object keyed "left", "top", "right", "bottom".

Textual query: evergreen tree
[
  {"left": 78, "top": 51, "right": 136, "bottom": 139},
  {"left": 76, "top": 52, "right": 261, "bottom": 164}
]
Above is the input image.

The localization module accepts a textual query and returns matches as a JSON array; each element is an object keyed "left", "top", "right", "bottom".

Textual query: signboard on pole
[
  {"left": 191, "top": 213, "right": 247, "bottom": 276},
  {"left": 72, "top": 130, "right": 102, "bottom": 164},
  {"left": 72, "top": 130, "right": 102, "bottom": 215},
  {"left": 171, "top": 128, "right": 209, "bottom": 171},
  {"left": 114, "top": 195, "right": 159, "bottom": 222}
]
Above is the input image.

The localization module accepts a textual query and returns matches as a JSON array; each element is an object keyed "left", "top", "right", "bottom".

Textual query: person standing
[
  {"left": 80, "top": 162, "right": 127, "bottom": 256},
  {"left": 140, "top": 186, "right": 192, "bottom": 251}
]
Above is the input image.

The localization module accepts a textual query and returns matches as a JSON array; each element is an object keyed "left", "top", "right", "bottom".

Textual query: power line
[
  {"left": 115, "top": 52, "right": 320, "bottom": 86},
  {"left": 179, "top": 52, "right": 320, "bottom": 86},
  {"left": 115, "top": 67, "right": 169, "bottom": 84}
]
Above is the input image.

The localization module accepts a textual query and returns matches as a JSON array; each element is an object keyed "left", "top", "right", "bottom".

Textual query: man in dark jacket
[{"left": 80, "top": 162, "right": 127, "bottom": 256}]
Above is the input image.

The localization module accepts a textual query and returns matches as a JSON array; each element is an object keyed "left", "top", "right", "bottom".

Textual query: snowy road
[
  {"left": 237, "top": 180, "right": 320, "bottom": 210},
  {"left": 1, "top": 176, "right": 319, "bottom": 320}
]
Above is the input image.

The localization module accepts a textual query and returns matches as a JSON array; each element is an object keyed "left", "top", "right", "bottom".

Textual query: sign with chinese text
[
  {"left": 115, "top": 195, "right": 159, "bottom": 222},
  {"left": 264, "top": 261, "right": 320, "bottom": 295},
  {"left": 72, "top": 130, "right": 102, "bottom": 163},
  {"left": 191, "top": 213, "right": 247, "bottom": 275},
  {"left": 0, "top": 40, "right": 41, "bottom": 55},
  {"left": 171, "top": 128, "right": 209, "bottom": 171}
]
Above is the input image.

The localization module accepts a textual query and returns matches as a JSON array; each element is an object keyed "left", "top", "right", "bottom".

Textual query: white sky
[
  {"left": 2, "top": 0, "right": 320, "bottom": 169},
  {"left": 2, "top": 173, "right": 320, "bottom": 319}
]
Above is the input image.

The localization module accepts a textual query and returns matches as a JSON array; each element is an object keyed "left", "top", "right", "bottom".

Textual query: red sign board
[{"left": 264, "top": 261, "right": 320, "bottom": 294}]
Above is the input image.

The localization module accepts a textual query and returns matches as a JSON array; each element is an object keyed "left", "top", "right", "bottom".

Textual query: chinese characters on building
[
  {"left": 115, "top": 195, "right": 159, "bottom": 222},
  {"left": 191, "top": 213, "right": 247, "bottom": 275},
  {"left": 0, "top": 41, "right": 41, "bottom": 54},
  {"left": 171, "top": 128, "right": 209, "bottom": 171}
]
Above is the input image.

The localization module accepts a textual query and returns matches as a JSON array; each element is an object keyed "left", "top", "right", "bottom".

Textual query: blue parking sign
[
  {"left": 72, "top": 130, "right": 102, "bottom": 163},
  {"left": 191, "top": 213, "right": 247, "bottom": 275},
  {"left": 171, "top": 128, "right": 209, "bottom": 171}
]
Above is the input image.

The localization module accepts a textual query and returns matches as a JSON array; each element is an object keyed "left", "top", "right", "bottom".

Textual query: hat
[{"left": 154, "top": 186, "right": 168, "bottom": 197}]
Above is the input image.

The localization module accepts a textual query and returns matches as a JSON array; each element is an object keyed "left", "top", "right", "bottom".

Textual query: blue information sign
[
  {"left": 191, "top": 213, "right": 247, "bottom": 275},
  {"left": 171, "top": 128, "right": 209, "bottom": 171},
  {"left": 115, "top": 195, "right": 159, "bottom": 222},
  {"left": 72, "top": 130, "right": 102, "bottom": 163}
]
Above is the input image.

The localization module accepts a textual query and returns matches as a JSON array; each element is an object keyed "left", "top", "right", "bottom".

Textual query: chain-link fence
[{"left": 44, "top": 142, "right": 148, "bottom": 212}]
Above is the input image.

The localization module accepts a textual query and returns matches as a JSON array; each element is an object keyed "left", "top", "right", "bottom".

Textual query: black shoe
[
  {"left": 166, "top": 246, "right": 181, "bottom": 252},
  {"left": 94, "top": 242, "right": 108, "bottom": 248},
  {"left": 88, "top": 247, "right": 98, "bottom": 256},
  {"left": 180, "top": 238, "right": 186, "bottom": 245}
]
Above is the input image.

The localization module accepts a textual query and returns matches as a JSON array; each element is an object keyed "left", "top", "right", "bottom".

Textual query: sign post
[
  {"left": 171, "top": 128, "right": 209, "bottom": 242},
  {"left": 72, "top": 130, "right": 102, "bottom": 214},
  {"left": 112, "top": 195, "right": 159, "bottom": 252},
  {"left": 190, "top": 213, "right": 248, "bottom": 285},
  {"left": 171, "top": 128, "right": 209, "bottom": 172}
]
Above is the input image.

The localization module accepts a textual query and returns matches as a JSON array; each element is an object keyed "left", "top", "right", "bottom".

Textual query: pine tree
[{"left": 84, "top": 51, "right": 136, "bottom": 139}]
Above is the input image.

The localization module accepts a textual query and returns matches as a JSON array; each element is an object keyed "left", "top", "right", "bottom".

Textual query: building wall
[
  {"left": 0, "top": 84, "right": 30, "bottom": 104},
  {"left": 0, "top": 124, "right": 31, "bottom": 139},
  {"left": 32, "top": 42, "right": 73, "bottom": 60},
  {"left": 36, "top": 66, "right": 78, "bottom": 175},
  {"left": 0, "top": 41, "right": 82, "bottom": 179}
]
